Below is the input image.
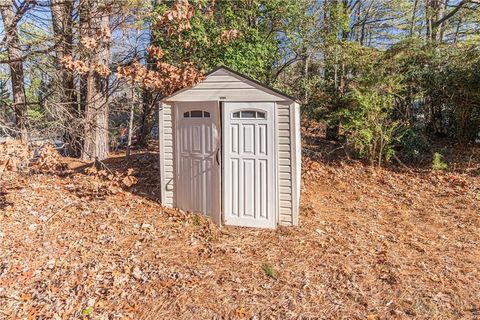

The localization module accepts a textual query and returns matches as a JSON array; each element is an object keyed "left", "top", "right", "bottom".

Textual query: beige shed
[{"left": 158, "top": 66, "right": 301, "bottom": 228}]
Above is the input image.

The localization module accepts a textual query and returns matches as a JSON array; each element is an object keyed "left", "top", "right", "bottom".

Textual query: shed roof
[{"left": 161, "top": 66, "right": 297, "bottom": 103}]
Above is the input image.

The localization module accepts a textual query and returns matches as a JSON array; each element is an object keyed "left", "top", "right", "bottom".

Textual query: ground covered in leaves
[{"left": 0, "top": 143, "right": 479, "bottom": 319}]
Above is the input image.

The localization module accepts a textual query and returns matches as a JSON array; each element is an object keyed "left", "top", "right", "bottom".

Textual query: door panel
[
  {"left": 175, "top": 102, "right": 220, "bottom": 223},
  {"left": 223, "top": 102, "right": 276, "bottom": 228}
]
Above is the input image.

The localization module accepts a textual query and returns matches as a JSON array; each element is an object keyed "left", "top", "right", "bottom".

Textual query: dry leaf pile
[
  {"left": 0, "top": 140, "right": 32, "bottom": 174},
  {"left": 32, "top": 144, "right": 69, "bottom": 174},
  {"left": 61, "top": 166, "right": 139, "bottom": 200},
  {"left": 0, "top": 147, "right": 479, "bottom": 319}
]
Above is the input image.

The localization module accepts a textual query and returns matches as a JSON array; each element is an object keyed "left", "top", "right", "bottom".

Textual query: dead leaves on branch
[
  {"left": 80, "top": 26, "right": 111, "bottom": 50},
  {"left": 146, "top": 45, "right": 164, "bottom": 59},
  {"left": 62, "top": 25, "right": 112, "bottom": 76},
  {"left": 156, "top": 0, "right": 195, "bottom": 36},
  {"left": 117, "top": 59, "right": 204, "bottom": 95},
  {"left": 80, "top": 36, "right": 98, "bottom": 50},
  {"left": 218, "top": 29, "right": 241, "bottom": 45},
  {"left": 61, "top": 56, "right": 111, "bottom": 76}
]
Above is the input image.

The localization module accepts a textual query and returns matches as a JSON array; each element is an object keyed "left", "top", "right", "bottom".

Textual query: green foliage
[
  {"left": 153, "top": 0, "right": 309, "bottom": 82},
  {"left": 432, "top": 152, "right": 448, "bottom": 171},
  {"left": 261, "top": 264, "right": 277, "bottom": 279},
  {"left": 81, "top": 306, "right": 93, "bottom": 316},
  {"left": 339, "top": 89, "right": 407, "bottom": 166},
  {"left": 383, "top": 39, "right": 480, "bottom": 141},
  {"left": 306, "top": 37, "right": 480, "bottom": 165},
  {"left": 27, "top": 107, "right": 44, "bottom": 119},
  {"left": 192, "top": 214, "right": 201, "bottom": 226}
]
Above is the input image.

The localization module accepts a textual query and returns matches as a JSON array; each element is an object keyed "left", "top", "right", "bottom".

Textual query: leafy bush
[
  {"left": 432, "top": 152, "right": 448, "bottom": 170},
  {"left": 338, "top": 89, "right": 406, "bottom": 166}
]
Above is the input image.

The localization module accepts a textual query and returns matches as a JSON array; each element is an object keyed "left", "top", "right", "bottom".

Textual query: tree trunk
[
  {"left": 81, "top": 3, "right": 111, "bottom": 161},
  {"left": 303, "top": 51, "right": 310, "bottom": 104},
  {"left": 410, "top": 0, "right": 419, "bottom": 36},
  {"left": 137, "top": 90, "right": 153, "bottom": 146},
  {"left": 427, "top": 0, "right": 467, "bottom": 42},
  {"left": 126, "top": 86, "right": 135, "bottom": 159},
  {"left": 0, "top": 0, "right": 28, "bottom": 141},
  {"left": 51, "top": 0, "right": 80, "bottom": 155},
  {"left": 436, "top": 0, "right": 446, "bottom": 41},
  {"left": 426, "top": 0, "right": 437, "bottom": 40},
  {"left": 137, "top": 9, "right": 156, "bottom": 147}
]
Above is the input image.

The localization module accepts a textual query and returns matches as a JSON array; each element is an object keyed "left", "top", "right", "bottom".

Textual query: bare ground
[{"left": 0, "top": 145, "right": 479, "bottom": 319}]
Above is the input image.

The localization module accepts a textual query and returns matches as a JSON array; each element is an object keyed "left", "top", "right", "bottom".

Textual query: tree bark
[
  {"left": 137, "top": 5, "right": 157, "bottom": 147},
  {"left": 410, "top": 0, "right": 419, "bottom": 36},
  {"left": 51, "top": 0, "right": 80, "bottom": 155},
  {"left": 137, "top": 90, "right": 153, "bottom": 146},
  {"left": 126, "top": 86, "right": 135, "bottom": 159},
  {"left": 81, "top": 2, "right": 111, "bottom": 161},
  {"left": 0, "top": 0, "right": 28, "bottom": 141},
  {"left": 427, "top": 0, "right": 469, "bottom": 41}
]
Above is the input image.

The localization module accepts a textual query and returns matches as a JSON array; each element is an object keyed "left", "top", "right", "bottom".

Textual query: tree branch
[{"left": 434, "top": 0, "right": 471, "bottom": 27}]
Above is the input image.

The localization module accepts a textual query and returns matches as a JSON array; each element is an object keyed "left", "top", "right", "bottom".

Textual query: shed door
[
  {"left": 222, "top": 102, "right": 276, "bottom": 228},
  {"left": 175, "top": 102, "right": 221, "bottom": 223}
]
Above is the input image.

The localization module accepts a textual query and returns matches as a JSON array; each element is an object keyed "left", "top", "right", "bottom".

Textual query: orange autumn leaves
[
  {"left": 117, "top": 0, "right": 204, "bottom": 95},
  {"left": 156, "top": 0, "right": 195, "bottom": 37},
  {"left": 117, "top": 57, "right": 204, "bottom": 95},
  {"left": 62, "top": 56, "right": 111, "bottom": 77},
  {"left": 61, "top": 0, "right": 240, "bottom": 95},
  {"left": 218, "top": 29, "right": 241, "bottom": 45},
  {"left": 61, "top": 26, "right": 111, "bottom": 77}
]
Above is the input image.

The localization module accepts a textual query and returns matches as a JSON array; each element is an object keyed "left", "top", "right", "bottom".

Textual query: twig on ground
[{"left": 44, "top": 200, "right": 78, "bottom": 223}]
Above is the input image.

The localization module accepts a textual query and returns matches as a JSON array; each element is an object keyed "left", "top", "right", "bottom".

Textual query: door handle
[{"left": 215, "top": 148, "right": 220, "bottom": 165}]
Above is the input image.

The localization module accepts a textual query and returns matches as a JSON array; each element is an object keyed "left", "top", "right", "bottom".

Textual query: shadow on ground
[{"left": 73, "top": 148, "right": 162, "bottom": 203}]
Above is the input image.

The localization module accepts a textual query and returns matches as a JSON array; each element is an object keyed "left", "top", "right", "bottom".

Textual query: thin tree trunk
[
  {"left": 0, "top": 0, "right": 28, "bottom": 141},
  {"left": 453, "top": 17, "right": 462, "bottom": 43},
  {"left": 137, "top": 90, "right": 153, "bottom": 146},
  {"left": 436, "top": 0, "right": 447, "bottom": 41},
  {"left": 410, "top": 0, "right": 419, "bottom": 36},
  {"left": 126, "top": 86, "right": 135, "bottom": 159},
  {"left": 303, "top": 51, "right": 310, "bottom": 103},
  {"left": 425, "top": 0, "right": 436, "bottom": 40}
]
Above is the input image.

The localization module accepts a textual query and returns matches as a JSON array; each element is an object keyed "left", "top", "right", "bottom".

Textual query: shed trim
[
  {"left": 161, "top": 66, "right": 298, "bottom": 103},
  {"left": 158, "top": 103, "right": 166, "bottom": 204},
  {"left": 290, "top": 102, "right": 301, "bottom": 226}
]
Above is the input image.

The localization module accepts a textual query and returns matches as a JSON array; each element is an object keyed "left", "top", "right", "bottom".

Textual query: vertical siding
[
  {"left": 160, "top": 103, "right": 175, "bottom": 207},
  {"left": 277, "top": 103, "right": 294, "bottom": 226}
]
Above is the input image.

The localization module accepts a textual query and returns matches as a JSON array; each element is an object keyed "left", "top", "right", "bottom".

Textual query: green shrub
[
  {"left": 192, "top": 214, "right": 201, "bottom": 226},
  {"left": 261, "top": 264, "right": 277, "bottom": 279},
  {"left": 338, "top": 89, "right": 407, "bottom": 166},
  {"left": 432, "top": 152, "right": 448, "bottom": 170}
]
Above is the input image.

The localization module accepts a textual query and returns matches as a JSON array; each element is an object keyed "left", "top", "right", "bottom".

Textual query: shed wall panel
[
  {"left": 277, "top": 103, "right": 294, "bottom": 226},
  {"left": 160, "top": 103, "right": 175, "bottom": 207}
]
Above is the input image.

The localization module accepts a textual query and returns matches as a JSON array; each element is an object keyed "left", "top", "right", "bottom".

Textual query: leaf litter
[{"left": 0, "top": 140, "right": 479, "bottom": 319}]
